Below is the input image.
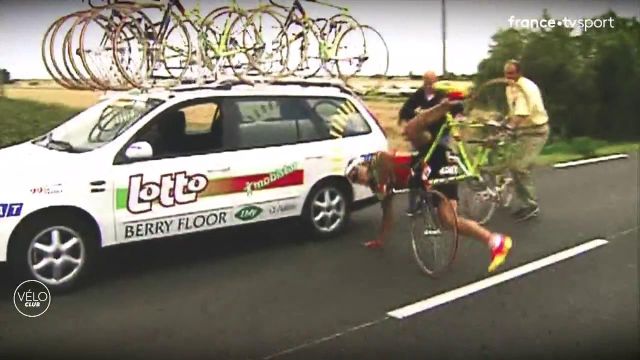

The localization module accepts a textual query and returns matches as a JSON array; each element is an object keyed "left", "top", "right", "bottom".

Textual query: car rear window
[{"left": 224, "top": 96, "right": 372, "bottom": 150}]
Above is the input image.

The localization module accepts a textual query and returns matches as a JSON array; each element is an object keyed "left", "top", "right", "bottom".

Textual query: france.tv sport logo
[{"left": 0, "top": 203, "right": 23, "bottom": 218}]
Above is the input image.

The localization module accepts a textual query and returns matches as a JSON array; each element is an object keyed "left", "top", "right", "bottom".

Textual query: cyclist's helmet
[{"left": 345, "top": 157, "right": 365, "bottom": 183}]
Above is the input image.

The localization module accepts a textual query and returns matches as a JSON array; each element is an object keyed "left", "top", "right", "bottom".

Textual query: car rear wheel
[
  {"left": 303, "top": 181, "right": 350, "bottom": 239},
  {"left": 9, "top": 214, "right": 98, "bottom": 293}
]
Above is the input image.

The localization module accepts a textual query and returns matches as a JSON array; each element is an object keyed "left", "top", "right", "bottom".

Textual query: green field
[
  {"left": 0, "top": 96, "right": 637, "bottom": 166},
  {"left": 0, "top": 97, "right": 81, "bottom": 147}
]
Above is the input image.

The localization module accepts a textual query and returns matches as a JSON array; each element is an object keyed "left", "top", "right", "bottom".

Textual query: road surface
[{"left": 0, "top": 153, "right": 638, "bottom": 360}]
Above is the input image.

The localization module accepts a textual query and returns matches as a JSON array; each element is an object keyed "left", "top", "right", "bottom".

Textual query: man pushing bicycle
[{"left": 345, "top": 72, "right": 512, "bottom": 273}]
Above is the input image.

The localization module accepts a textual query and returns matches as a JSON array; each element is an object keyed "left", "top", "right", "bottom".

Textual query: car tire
[
  {"left": 302, "top": 180, "right": 351, "bottom": 239},
  {"left": 8, "top": 213, "right": 99, "bottom": 293}
]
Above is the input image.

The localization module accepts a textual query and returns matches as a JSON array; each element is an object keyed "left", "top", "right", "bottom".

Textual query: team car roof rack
[
  {"left": 97, "top": 74, "right": 364, "bottom": 99},
  {"left": 168, "top": 75, "right": 362, "bottom": 97}
]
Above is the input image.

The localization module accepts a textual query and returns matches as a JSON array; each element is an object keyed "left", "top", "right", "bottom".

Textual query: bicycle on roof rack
[
  {"left": 101, "top": 0, "right": 263, "bottom": 88},
  {"left": 43, "top": 0, "right": 389, "bottom": 91},
  {"left": 260, "top": 0, "right": 388, "bottom": 83},
  {"left": 44, "top": 0, "right": 265, "bottom": 90}
]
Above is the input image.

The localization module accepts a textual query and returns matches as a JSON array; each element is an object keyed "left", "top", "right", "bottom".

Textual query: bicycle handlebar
[{"left": 484, "top": 119, "right": 512, "bottom": 130}]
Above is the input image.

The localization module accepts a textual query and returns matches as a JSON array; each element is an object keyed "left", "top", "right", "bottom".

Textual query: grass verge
[{"left": 536, "top": 137, "right": 639, "bottom": 166}]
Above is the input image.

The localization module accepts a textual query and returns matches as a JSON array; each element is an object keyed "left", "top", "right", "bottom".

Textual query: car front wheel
[{"left": 9, "top": 214, "right": 98, "bottom": 293}]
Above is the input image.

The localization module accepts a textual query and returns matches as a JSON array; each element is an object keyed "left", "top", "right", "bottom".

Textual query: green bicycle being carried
[{"left": 398, "top": 78, "right": 532, "bottom": 276}]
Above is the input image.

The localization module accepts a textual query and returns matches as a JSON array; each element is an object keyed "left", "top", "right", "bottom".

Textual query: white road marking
[
  {"left": 553, "top": 154, "right": 628, "bottom": 169},
  {"left": 387, "top": 238, "right": 609, "bottom": 319}
]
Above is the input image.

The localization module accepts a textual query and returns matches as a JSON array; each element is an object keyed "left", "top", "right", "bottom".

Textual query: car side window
[
  {"left": 182, "top": 103, "right": 220, "bottom": 135},
  {"left": 227, "top": 97, "right": 328, "bottom": 149},
  {"left": 124, "top": 99, "right": 224, "bottom": 161},
  {"left": 306, "top": 97, "right": 371, "bottom": 139}
]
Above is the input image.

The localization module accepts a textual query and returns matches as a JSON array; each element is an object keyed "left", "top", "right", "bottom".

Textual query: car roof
[{"left": 100, "top": 77, "right": 361, "bottom": 103}]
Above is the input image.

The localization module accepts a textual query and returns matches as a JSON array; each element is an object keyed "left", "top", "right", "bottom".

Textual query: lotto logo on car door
[{"left": 127, "top": 172, "right": 208, "bottom": 214}]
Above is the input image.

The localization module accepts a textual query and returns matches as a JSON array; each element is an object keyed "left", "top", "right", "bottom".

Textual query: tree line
[{"left": 475, "top": 10, "right": 639, "bottom": 141}]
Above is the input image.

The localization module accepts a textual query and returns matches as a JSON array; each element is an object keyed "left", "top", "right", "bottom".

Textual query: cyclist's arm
[
  {"left": 398, "top": 89, "right": 423, "bottom": 125},
  {"left": 378, "top": 195, "right": 394, "bottom": 243},
  {"left": 407, "top": 99, "right": 451, "bottom": 132},
  {"left": 379, "top": 152, "right": 397, "bottom": 242}
]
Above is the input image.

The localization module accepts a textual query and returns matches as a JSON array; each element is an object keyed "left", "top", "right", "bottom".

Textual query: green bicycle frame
[
  {"left": 419, "top": 113, "right": 493, "bottom": 186},
  {"left": 199, "top": 0, "right": 252, "bottom": 60},
  {"left": 278, "top": 0, "right": 354, "bottom": 62}
]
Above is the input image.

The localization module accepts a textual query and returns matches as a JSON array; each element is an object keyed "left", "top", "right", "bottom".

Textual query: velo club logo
[{"left": 13, "top": 280, "right": 51, "bottom": 318}]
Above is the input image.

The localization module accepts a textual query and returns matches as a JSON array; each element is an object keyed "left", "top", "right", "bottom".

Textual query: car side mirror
[{"left": 125, "top": 141, "right": 153, "bottom": 160}]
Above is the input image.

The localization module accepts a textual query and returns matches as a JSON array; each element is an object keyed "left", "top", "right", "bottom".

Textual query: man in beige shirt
[{"left": 503, "top": 59, "right": 550, "bottom": 221}]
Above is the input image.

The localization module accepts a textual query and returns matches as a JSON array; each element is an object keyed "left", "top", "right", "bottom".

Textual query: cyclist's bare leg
[{"left": 437, "top": 200, "right": 492, "bottom": 244}]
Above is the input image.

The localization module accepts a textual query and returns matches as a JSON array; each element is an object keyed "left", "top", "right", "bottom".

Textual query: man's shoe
[
  {"left": 488, "top": 235, "right": 513, "bottom": 272},
  {"left": 515, "top": 206, "right": 540, "bottom": 222}
]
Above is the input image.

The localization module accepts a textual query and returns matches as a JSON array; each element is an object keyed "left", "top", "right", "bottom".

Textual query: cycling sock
[{"left": 489, "top": 233, "right": 503, "bottom": 250}]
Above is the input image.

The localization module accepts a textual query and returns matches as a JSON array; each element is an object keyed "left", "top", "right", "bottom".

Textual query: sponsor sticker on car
[
  {"left": 126, "top": 171, "right": 209, "bottom": 214},
  {"left": 30, "top": 184, "right": 63, "bottom": 195},
  {"left": 244, "top": 162, "right": 299, "bottom": 196},
  {"left": 0, "top": 203, "right": 23, "bottom": 218},
  {"left": 123, "top": 208, "right": 231, "bottom": 240},
  {"left": 235, "top": 205, "right": 263, "bottom": 222},
  {"left": 269, "top": 202, "right": 297, "bottom": 216}
]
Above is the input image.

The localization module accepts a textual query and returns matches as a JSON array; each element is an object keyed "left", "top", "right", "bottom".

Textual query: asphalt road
[{"left": 0, "top": 153, "right": 638, "bottom": 360}]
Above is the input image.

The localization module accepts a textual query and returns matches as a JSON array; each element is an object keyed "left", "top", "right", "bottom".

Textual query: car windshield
[{"left": 32, "top": 96, "right": 164, "bottom": 153}]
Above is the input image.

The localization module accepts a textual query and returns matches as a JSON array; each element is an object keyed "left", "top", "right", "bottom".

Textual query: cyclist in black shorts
[
  {"left": 399, "top": 71, "right": 460, "bottom": 214},
  {"left": 391, "top": 71, "right": 512, "bottom": 272}
]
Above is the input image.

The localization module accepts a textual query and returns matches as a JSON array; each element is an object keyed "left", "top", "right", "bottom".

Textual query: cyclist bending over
[{"left": 345, "top": 100, "right": 513, "bottom": 273}]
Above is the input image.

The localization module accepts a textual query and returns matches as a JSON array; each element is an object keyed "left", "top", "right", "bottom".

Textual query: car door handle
[
  {"left": 305, "top": 155, "right": 324, "bottom": 160},
  {"left": 206, "top": 167, "right": 230, "bottom": 173}
]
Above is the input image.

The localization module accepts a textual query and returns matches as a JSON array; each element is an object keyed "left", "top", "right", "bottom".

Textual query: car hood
[{"left": 0, "top": 142, "right": 90, "bottom": 177}]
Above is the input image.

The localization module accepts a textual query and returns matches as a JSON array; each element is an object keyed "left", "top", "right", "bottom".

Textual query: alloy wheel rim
[
  {"left": 311, "top": 188, "right": 346, "bottom": 233},
  {"left": 27, "top": 226, "right": 85, "bottom": 286}
]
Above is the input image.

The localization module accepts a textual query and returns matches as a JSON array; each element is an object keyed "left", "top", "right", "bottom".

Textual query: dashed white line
[
  {"left": 553, "top": 154, "right": 628, "bottom": 169},
  {"left": 387, "top": 238, "right": 609, "bottom": 319}
]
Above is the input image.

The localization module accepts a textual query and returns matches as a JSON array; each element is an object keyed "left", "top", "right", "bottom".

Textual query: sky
[{"left": 0, "top": 0, "right": 638, "bottom": 79}]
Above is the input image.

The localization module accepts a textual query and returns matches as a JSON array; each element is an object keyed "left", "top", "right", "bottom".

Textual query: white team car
[{"left": 0, "top": 79, "right": 388, "bottom": 292}]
